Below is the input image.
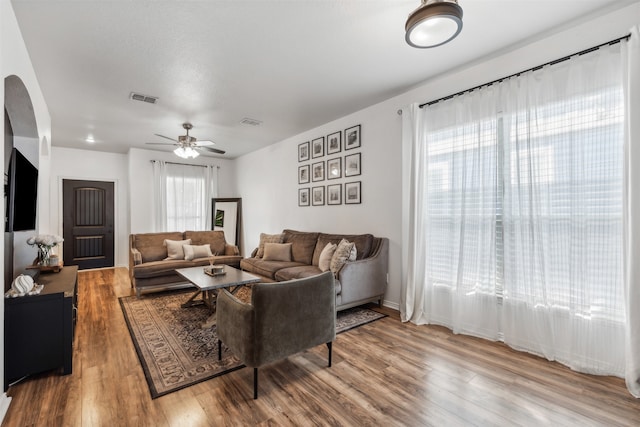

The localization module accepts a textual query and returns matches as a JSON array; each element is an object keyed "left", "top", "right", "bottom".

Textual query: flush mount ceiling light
[{"left": 405, "top": 0, "right": 463, "bottom": 48}]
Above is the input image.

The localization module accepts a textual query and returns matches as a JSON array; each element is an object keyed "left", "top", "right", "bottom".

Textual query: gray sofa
[
  {"left": 217, "top": 271, "right": 336, "bottom": 399},
  {"left": 129, "top": 230, "right": 243, "bottom": 297},
  {"left": 240, "top": 229, "right": 388, "bottom": 311}
]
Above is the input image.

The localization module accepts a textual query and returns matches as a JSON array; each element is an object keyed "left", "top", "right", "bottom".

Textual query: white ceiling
[{"left": 9, "top": 0, "right": 633, "bottom": 159}]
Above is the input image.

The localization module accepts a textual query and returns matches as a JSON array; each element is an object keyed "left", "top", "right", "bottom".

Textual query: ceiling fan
[{"left": 146, "top": 123, "right": 226, "bottom": 158}]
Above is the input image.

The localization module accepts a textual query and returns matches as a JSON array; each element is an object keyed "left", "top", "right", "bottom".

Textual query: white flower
[{"left": 27, "top": 234, "right": 64, "bottom": 248}]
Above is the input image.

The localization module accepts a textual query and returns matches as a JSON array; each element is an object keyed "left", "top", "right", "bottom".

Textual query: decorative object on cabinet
[
  {"left": 344, "top": 125, "right": 361, "bottom": 150},
  {"left": 312, "top": 137, "right": 325, "bottom": 158},
  {"left": 345, "top": 181, "right": 362, "bottom": 204},
  {"left": 344, "top": 152, "right": 361, "bottom": 177}
]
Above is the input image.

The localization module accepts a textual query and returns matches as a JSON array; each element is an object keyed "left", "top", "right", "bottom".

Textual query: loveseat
[
  {"left": 129, "top": 230, "right": 242, "bottom": 297},
  {"left": 240, "top": 229, "right": 388, "bottom": 311}
]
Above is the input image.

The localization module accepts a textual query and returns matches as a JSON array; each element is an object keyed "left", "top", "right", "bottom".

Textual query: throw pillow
[
  {"left": 256, "top": 233, "right": 284, "bottom": 258},
  {"left": 262, "top": 243, "right": 292, "bottom": 262},
  {"left": 183, "top": 244, "right": 213, "bottom": 261},
  {"left": 318, "top": 242, "right": 337, "bottom": 272},
  {"left": 330, "top": 239, "right": 357, "bottom": 276},
  {"left": 164, "top": 239, "right": 192, "bottom": 260}
]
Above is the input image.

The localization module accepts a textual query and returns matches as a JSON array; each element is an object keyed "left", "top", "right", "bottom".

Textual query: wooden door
[{"left": 62, "top": 180, "right": 114, "bottom": 269}]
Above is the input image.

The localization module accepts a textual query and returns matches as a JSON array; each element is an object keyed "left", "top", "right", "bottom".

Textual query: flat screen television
[{"left": 5, "top": 148, "right": 38, "bottom": 232}]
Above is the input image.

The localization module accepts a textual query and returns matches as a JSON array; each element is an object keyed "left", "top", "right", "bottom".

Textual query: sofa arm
[
  {"left": 337, "top": 238, "right": 388, "bottom": 304},
  {"left": 217, "top": 290, "right": 257, "bottom": 366},
  {"left": 224, "top": 244, "right": 240, "bottom": 256}
]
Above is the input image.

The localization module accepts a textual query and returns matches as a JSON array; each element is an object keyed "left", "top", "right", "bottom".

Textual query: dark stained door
[{"left": 62, "top": 180, "right": 114, "bottom": 269}]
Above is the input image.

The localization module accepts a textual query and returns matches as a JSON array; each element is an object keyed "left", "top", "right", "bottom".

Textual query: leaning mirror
[{"left": 211, "top": 198, "right": 242, "bottom": 255}]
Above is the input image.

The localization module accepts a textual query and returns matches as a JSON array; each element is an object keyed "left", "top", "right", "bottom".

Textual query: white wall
[
  {"left": 128, "top": 148, "right": 237, "bottom": 234},
  {"left": 49, "top": 147, "right": 130, "bottom": 267},
  {"left": 235, "top": 3, "right": 640, "bottom": 311},
  {"left": 1, "top": 0, "right": 53, "bottom": 420}
]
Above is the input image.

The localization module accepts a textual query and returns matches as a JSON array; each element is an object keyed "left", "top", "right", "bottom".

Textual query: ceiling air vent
[
  {"left": 129, "top": 92, "right": 158, "bottom": 104},
  {"left": 240, "top": 117, "right": 263, "bottom": 126}
]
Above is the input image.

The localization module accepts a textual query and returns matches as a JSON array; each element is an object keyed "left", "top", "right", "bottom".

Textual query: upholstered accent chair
[{"left": 217, "top": 271, "right": 336, "bottom": 399}]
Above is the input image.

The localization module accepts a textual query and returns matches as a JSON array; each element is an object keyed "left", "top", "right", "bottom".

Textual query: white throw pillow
[
  {"left": 318, "top": 242, "right": 337, "bottom": 272},
  {"left": 183, "top": 244, "right": 213, "bottom": 261},
  {"left": 164, "top": 239, "right": 192, "bottom": 260}
]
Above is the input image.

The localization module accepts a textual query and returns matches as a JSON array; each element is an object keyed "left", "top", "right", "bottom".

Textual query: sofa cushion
[
  {"left": 183, "top": 244, "right": 213, "bottom": 261},
  {"left": 184, "top": 230, "right": 226, "bottom": 255},
  {"left": 134, "top": 232, "right": 184, "bottom": 262},
  {"left": 256, "top": 233, "right": 284, "bottom": 258},
  {"left": 262, "top": 243, "right": 292, "bottom": 262},
  {"left": 330, "top": 239, "right": 356, "bottom": 275},
  {"left": 240, "top": 257, "right": 305, "bottom": 280},
  {"left": 274, "top": 265, "right": 322, "bottom": 281},
  {"left": 164, "top": 238, "right": 192, "bottom": 260},
  {"left": 312, "top": 233, "right": 374, "bottom": 266},
  {"left": 318, "top": 242, "right": 337, "bottom": 272},
  {"left": 133, "top": 259, "right": 195, "bottom": 279},
  {"left": 282, "top": 230, "right": 320, "bottom": 265}
]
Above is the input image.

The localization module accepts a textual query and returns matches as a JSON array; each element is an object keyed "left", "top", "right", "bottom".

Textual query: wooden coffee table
[{"left": 176, "top": 265, "right": 261, "bottom": 326}]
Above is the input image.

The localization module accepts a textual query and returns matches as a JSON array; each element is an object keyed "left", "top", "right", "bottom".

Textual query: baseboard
[
  {"left": 382, "top": 300, "right": 399, "bottom": 311},
  {"left": 0, "top": 393, "right": 12, "bottom": 423}
]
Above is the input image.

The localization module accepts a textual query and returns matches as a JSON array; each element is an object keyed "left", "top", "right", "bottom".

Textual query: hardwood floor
[{"left": 3, "top": 267, "right": 640, "bottom": 426}]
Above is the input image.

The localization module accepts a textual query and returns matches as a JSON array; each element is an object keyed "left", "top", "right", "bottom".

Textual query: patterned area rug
[{"left": 119, "top": 288, "right": 386, "bottom": 399}]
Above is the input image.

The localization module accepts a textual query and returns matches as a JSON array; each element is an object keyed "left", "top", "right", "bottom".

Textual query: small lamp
[{"left": 405, "top": 0, "right": 463, "bottom": 48}]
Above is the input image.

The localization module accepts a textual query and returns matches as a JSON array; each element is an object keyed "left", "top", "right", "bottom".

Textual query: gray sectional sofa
[{"left": 240, "top": 229, "right": 389, "bottom": 311}]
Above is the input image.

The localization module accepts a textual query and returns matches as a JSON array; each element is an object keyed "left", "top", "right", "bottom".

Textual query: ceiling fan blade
[
  {"left": 153, "top": 133, "right": 178, "bottom": 142},
  {"left": 199, "top": 146, "right": 226, "bottom": 155},
  {"left": 146, "top": 142, "right": 177, "bottom": 146},
  {"left": 193, "top": 139, "right": 216, "bottom": 147}
]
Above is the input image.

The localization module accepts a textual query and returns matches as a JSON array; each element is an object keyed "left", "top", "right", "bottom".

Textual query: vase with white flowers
[{"left": 27, "top": 234, "right": 64, "bottom": 266}]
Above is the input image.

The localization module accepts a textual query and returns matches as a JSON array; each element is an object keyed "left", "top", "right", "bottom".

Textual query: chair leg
[
  {"left": 218, "top": 339, "right": 222, "bottom": 361},
  {"left": 253, "top": 368, "right": 258, "bottom": 399},
  {"left": 327, "top": 342, "right": 333, "bottom": 367}
]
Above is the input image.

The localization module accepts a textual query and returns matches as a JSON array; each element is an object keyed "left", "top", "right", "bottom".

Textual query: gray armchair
[{"left": 217, "top": 271, "right": 336, "bottom": 399}]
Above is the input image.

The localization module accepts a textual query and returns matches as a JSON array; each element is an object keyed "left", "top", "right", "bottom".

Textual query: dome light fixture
[{"left": 405, "top": 0, "right": 463, "bottom": 49}]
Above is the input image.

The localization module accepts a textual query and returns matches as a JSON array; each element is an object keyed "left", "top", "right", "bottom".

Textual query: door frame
[{"left": 57, "top": 175, "right": 121, "bottom": 268}]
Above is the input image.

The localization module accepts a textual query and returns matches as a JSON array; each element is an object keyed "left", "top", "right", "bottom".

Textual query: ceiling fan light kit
[
  {"left": 146, "top": 122, "right": 226, "bottom": 157},
  {"left": 405, "top": 0, "right": 463, "bottom": 48},
  {"left": 174, "top": 146, "right": 200, "bottom": 159}
]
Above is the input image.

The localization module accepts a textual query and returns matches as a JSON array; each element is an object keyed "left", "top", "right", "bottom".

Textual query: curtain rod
[
  {"left": 419, "top": 33, "right": 631, "bottom": 108},
  {"left": 150, "top": 160, "right": 220, "bottom": 169}
]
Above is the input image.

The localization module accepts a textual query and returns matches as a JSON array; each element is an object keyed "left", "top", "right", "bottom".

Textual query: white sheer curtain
[
  {"left": 152, "top": 161, "right": 218, "bottom": 232},
  {"left": 402, "top": 31, "right": 640, "bottom": 394}
]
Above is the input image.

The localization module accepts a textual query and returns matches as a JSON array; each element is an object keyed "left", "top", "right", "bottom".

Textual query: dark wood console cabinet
[{"left": 4, "top": 265, "right": 78, "bottom": 389}]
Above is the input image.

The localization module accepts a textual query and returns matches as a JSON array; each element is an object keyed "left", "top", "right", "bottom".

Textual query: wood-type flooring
[{"left": 3, "top": 268, "right": 640, "bottom": 426}]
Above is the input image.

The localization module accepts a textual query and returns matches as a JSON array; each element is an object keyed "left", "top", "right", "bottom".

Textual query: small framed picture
[
  {"left": 312, "top": 161, "right": 325, "bottom": 182},
  {"left": 344, "top": 152, "right": 361, "bottom": 177},
  {"left": 345, "top": 181, "right": 361, "bottom": 204},
  {"left": 299, "top": 188, "right": 310, "bottom": 207},
  {"left": 298, "top": 141, "right": 310, "bottom": 162},
  {"left": 312, "top": 186, "right": 325, "bottom": 206},
  {"left": 312, "top": 137, "right": 325, "bottom": 158},
  {"left": 298, "top": 165, "right": 310, "bottom": 184},
  {"left": 327, "top": 131, "right": 341, "bottom": 155},
  {"left": 327, "top": 184, "right": 342, "bottom": 205},
  {"left": 345, "top": 125, "right": 361, "bottom": 150},
  {"left": 327, "top": 157, "right": 341, "bottom": 180}
]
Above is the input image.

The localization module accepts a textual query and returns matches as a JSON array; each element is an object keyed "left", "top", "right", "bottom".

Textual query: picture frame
[
  {"left": 312, "top": 137, "right": 325, "bottom": 158},
  {"left": 327, "top": 184, "right": 342, "bottom": 205},
  {"left": 298, "top": 188, "right": 310, "bottom": 207},
  {"left": 298, "top": 164, "right": 310, "bottom": 184},
  {"left": 344, "top": 152, "right": 361, "bottom": 177},
  {"left": 327, "top": 131, "right": 341, "bottom": 155},
  {"left": 326, "top": 157, "right": 341, "bottom": 180},
  {"left": 298, "top": 141, "right": 310, "bottom": 162},
  {"left": 312, "top": 161, "right": 325, "bottom": 182},
  {"left": 344, "top": 125, "right": 361, "bottom": 150},
  {"left": 345, "top": 181, "right": 361, "bottom": 204},
  {"left": 312, "top": 186, "right": 325, "bottom": 206}
]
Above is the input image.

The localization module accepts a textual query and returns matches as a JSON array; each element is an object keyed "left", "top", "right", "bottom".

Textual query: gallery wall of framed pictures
[{"left": 298, "top": 124, "right": 362, "bottom": 206}]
